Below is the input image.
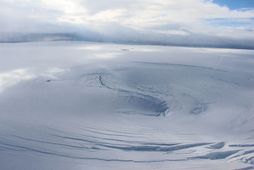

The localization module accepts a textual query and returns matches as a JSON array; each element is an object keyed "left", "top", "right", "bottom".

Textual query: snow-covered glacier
[{"left": 0, "top": 42, "right": 254, "bottom": 170}]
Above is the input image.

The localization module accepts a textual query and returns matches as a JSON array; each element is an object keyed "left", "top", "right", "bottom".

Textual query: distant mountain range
[{"left": 1, "top": 32, "right": 254, "bottom": 50}]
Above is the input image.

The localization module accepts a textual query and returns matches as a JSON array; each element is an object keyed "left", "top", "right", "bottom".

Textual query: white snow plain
[{"left": 0, "top": 42, "right": 254, "bottom": 170}]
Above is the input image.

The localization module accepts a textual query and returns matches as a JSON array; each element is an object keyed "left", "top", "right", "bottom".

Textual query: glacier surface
[{"left": 0, "top": 42, "right": 254, "bottom": 170}]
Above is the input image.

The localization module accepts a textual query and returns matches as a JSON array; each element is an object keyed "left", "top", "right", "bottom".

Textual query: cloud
[{"left": 0, "top": 0, "right": 254, "bottom": 48}]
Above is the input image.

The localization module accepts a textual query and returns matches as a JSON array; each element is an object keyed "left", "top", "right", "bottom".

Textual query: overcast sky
[{"left": 1, "top": 0, "right": 254, "bottom": 47}]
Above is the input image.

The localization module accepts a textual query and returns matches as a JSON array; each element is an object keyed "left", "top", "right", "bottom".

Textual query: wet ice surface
[{"left": 0, "top": 42, "right": 254, "bottom": 170}]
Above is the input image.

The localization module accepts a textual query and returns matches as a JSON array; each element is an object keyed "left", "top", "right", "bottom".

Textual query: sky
[
  {"left": 1, "top": 0, "right": 254, "bottom": 48},
  {"left": 213, "top": 0, "right": 254, "bottom": 9}
]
